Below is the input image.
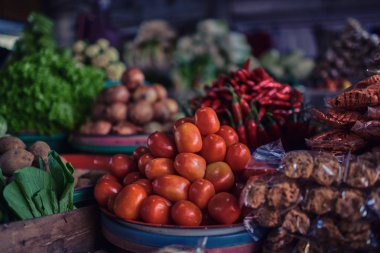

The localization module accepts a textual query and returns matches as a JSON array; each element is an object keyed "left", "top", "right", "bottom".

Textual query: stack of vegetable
[
  {"left": 191, "top": 60, "right": 305, "bottom": 149},
  {"left": 0, "top": 136, "right": 74, "bottom": 222},
  {"left": 79, "top": 67, "right": 179, "bottom": 135},
  {"left": 0, "top": 13, "right": 104, "bottom": 135},
  {"left": 172, "top": 19, "right": 251, "bottom": 90},
  {"left": 94, "top": 107, "right": 251, "bottom": 226},
  {"left": 72, "top": 38, "right": 126, "bottom": 81}
]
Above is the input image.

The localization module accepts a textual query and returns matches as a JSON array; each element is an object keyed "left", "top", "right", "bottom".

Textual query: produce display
[
  {"left": 312, "top": 18, "right": 379, "bottom": 86},
  {"left": 0, "top": 135, "right": 75, "bottom": 222},
  {"left": 124, "top": 20, "right": 176, "bottom": 72},
  {"left": 94, "top": 107, "right": 251, "bottom": 226},
  {"left": 0, "top": 13, "right": 104, "bottom": 135},
  {"left": 72, "top": 38, "right": 126, "bottom": 81},
  {"left": 172, "top": 19, "right": 251, "bottom": 90},
  {"left": 79, "top": 67, "right": 179, "bottom": 135},
  {"left": 191, "top": 60, "right": 308, "bottom": 149},
  {"left": 258, "top": 49, "right": 315, "bottom": 84},
  {"left": 308, "top": 73, "right": 380, "bottom": 154},
  {"left": 242, "top": 149, "right": 380, "bottom": 253}
]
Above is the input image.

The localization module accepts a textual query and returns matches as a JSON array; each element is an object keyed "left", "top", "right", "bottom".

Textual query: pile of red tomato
[{"left": 94, "top": 107, "right": 251, "bottom": 226}]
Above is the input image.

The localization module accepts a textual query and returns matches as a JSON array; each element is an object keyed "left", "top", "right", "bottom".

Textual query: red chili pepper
[
  {"left": 242, "top": 59, "right": 251, "bottom": 71},
  {"left": 228, "top": 86, "right": 243, "bottom": 124},
  {"left": 259, "top": 100, "right": 292, "bottom": 107},
  {"left": 246, "top": 80, "right": 255, "bottom": 86},
  {"left": 273, "top": 92, "right": 290, "bottom": 101},
  {"left": 230, "top": 79, "right": 238, "bottom": 88},
  {"left": 258, "top": 106, "right": 267, "bottom": 121},
  {"left": 225, "top": 109, "right": 236, "bottom": 129},
  {"left": 237, "top": 124, "right": 248, "bottom": 145},
  {"left": 240, "top": 98, "right": 251, "bottom": 118},
  {"left": 245, "top": 103, "right": 259, "bottom": 148},
  {"left": 202, "top": 99, "right": 212, "bottom": 107},
  {"left": 211, "top": 99, "right": 222, "bottom": 110},
  {"left": 237, "top": 70, "right": 247, "bottom": 82},
  {"left": 257, "top": 123, "right": 270, "bottom": 146},
  {"left": 265, "top": 112, "right": 281, "bottom": 142}
]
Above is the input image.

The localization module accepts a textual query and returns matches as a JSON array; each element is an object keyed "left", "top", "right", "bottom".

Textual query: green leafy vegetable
[
  {"left": 0, "top": 13, "right": 104, "bottom": 135},
  {"left": 2, "top": 151, "right": 75, "bottom": 220}
]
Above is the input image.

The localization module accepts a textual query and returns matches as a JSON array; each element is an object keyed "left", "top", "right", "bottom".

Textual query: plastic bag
[
  {"left": 367, "top": 106, "right": 380, "bottom": 119},
  {"left": 241, "top": 149, "right": 380, "bottom": 253},
  {"left": 351, "top": 120, "right": 380, "bottom": 139}
]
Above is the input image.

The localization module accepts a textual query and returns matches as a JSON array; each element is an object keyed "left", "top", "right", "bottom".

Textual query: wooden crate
[{"left": 0, "top": 205, "right": 101, "bottom": 253}]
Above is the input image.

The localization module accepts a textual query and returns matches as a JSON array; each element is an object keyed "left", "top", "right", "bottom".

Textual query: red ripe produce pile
[
  {"left": 308, "top": 74, "right": 380, "bottom": 154},
  {"left": 191, "top": 60, "right": 305, "bottom": 149},
  {"left": 79, "top": 67, "right": 179, "bottom": 135},
  {"left": 94, "top": 107, "right": 251, "bottom": 226}
]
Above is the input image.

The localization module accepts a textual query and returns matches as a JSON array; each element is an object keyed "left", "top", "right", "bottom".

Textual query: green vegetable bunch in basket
[{"left": 0, "top": 13, "right": 104, "bottom": 135}]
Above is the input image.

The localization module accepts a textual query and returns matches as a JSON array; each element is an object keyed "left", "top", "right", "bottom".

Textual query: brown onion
[
  {"left": 92, "top": 103, "right": 106, "bottom": 119},
  {"left": 122, "top": 67, "right": 145, "bottom": 91},
  {"left": 152, "top": 84, "right": 168, "bottom": 100},
  {"left": 143, "top": 122, "right": 164, "bottom": 134},
  {"left": 92, "top": 120, "right": 112, "bottom": 135},
  {"left": 105, "top": 85, "right": 130, "bottom": 104},
  {"left": 129, "top": 101, "right": 154, "bottom": 125},
  {"left": 153, "top": 100, "right": 172, "bottom": 122},
  {"left": 112, "top": 122, "right": 142, "bottom": 135},
  {"left": 79, "top": 121, "right": 94, "bottom": 135},
  {"left": 164, "top": 98, "right": 179, "bottom": 115},
  {"left": 133, "top": 86, "right": 158, "bottom": 103},
  {"left": 106, "top": 102, "right": 128, "bottom": 123}
]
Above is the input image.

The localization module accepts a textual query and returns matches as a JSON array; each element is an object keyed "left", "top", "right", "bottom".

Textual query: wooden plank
[{"left": 0, "top": 205, "right": 100, "bottom": 253}]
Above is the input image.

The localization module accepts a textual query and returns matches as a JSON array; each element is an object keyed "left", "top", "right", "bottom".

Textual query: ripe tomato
[
  {"left": 110, "top": 154, "right": 137, "bottom": 179},
  {"left": 174, "top": 123, "right": 202, "bottom": 153},
  {"left": 133, "top": 146, "right": 150, "bottom": 161},
  {"left": 217, "top": 125, "right": 239, "bottom": 147},
  {"left": 188, "top": 179, "right": 215, "bottom": 209},
  {"left": 147, "top": 132, "right": 177, "bottom": 158},
  {"left": 171, "top": 200, "right": 202, "bottom": 226},
  {"left": 145, "top": 158, "right": 175, "bottom": 180},
  {"left": 113, "top": 184, "right": 148, "bottom": 221},
  {"left": 204, "top": 162, "right": 235, "bottom": 192},
  {"left": 152, "top": 175, "right": 190, "bottom": 202},
  {"left": 123, "top": 171, "right": 142, "bottom": 185},
  {"left": 174, "top": 153, "right": 206, "bottom": 182},
  {"left": 208, "top": 192, "right": 241, "bottom": 225},
  {"left": 94, "top": 180, "right": 122, "bottom": 207},
  {"left": 134, "top": 178, "right": 153, "bottom": 195},
  {"left": 172, "top": 117, "right": 194, "bottom": 132},
  {"left": 200, "top": 134, "right": 226, "bottom": 163},
  {"left": 225, "top": 143, "right": 251, "bottom": 172},
  {"left": 97, "top": 173, "right": 119, "bottom": 184},
  {"left": 194, "top": 107, "right": 220, "bottom": 135},
  {"left": 138, "top": 153, "right": 154, "bottom": 175},
  {"left": 140, "top": 195, "right": 171, "bottom": 225}
]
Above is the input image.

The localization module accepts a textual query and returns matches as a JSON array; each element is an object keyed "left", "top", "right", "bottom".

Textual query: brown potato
[
  {"left": 0, "top": 136, "right": 26, "bottom": 154},
  {"left": 128, "top": 101, "right": 154, "bottom": 125},
  {"left": 0, "top": 149, "right": 34, "bottom": 175},
  {"left": 106, "top": 103, "right": 128, "bottom": 123},
  {"left": 28, "top": 141, "right": 51, "bottom": 164}
]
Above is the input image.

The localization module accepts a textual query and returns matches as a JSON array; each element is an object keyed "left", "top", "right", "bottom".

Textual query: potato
[
  {"left": 0, "top": 149, "right": 34, "bottom": 175},
  {"left": 129, "top": 101, "right": 154, "bottom": 125},
  {"left": 122, "top": 67, "right": 145, "bottom": 91},
  {"left": 0, "top": 136, "right": 26, "bottom": 154},
  {"left": 106, "top": 102, "right": 128, "bottom": 123},
  {"left": 28, "top": 141, "right": 51, "bottom": 164},
  {"left": 104, "top": 85, "right": 130, "bottom": 104},
  {"left": 133, "top": 86, "right": 158, "bottom": 103}
]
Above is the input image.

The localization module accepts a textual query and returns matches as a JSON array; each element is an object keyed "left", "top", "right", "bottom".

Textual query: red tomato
[
  {"left": 133, "top": 146, "right": 150, "bottom": 161},
  {"left": 138, "top": 153, "right": 154, "bottom": 175},
  {"left": 123, "top": 171, "right": 142, "bottom": 185},
  {"left": 94, "top": 180, "right": 122, "bottom": 207},
  {"left": 200, "top": 134, "right": 226, "bottom": 163},
  {"left": 204, "top": 162, "right": 235, "bottom": 192},
  {"left": 172, "top": 117, "right": 194, "bottom": 132},
  {"left": 208, "top": 192, "right": 241, "bottom": 225},
  {"left": 152, "top": 175, "right": 190, "bottom": 202},
  {"left": 110, "top": 154, "right": 137, "bottom": 179},
  {"left": 225, "top": 143, "right": 251, "bottom": 172},
  {"left": 113, "top": 184, "right": 148, "bottom": 221},
  {"left": 174, "top": 123, "right": 202, "bottom": 153},
  {"left": 147, "top": 132, "right": 177, "bottom": 158},
  {"left": 217, "top": 125, "right": 239, "bottom": 147},
  {"left": 97, "top": 173, "right": 119, "bottom": 184},
  {"left": 134, "top": 178, "right": 153, "bottom": 195},
  {"left": 145, "top": 158, "right": 175, "bottom": 180},
  {"left": 188, "top": 179, "right": 215, "bottom": 209},
  {"left": 174, "top": 153, "right": 206, "bottom": 182},
  {"left": 194, "top": 107, "right": 220, "bottom": 135},
  {"left": 171, "top": 200, "right": 202, "bottom": 226},
  {"left": 140, "top": 195, "right": 171, "bottom": 225}
]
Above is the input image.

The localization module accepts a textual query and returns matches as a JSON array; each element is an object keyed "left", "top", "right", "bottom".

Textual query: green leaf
[
  {"left": 33, "top": 189, "right": 58, "bottom": 216},
  {"left": 3, "top": 180, "right": 34, "bottom": 220}
]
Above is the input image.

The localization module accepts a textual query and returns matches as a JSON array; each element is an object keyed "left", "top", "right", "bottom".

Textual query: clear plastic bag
[{"left": 241, "top": 149, "right": 380, "bottom": 253}]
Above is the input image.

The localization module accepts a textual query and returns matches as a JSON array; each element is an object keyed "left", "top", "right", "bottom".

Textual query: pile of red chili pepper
[{"left": 191, "top": 59, "right": 304, "bottom": 149}]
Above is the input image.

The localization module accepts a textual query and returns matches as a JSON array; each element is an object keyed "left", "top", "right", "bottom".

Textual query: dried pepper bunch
[{"left": 191, "top": 60, "right": 306, "bottom": 149}]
